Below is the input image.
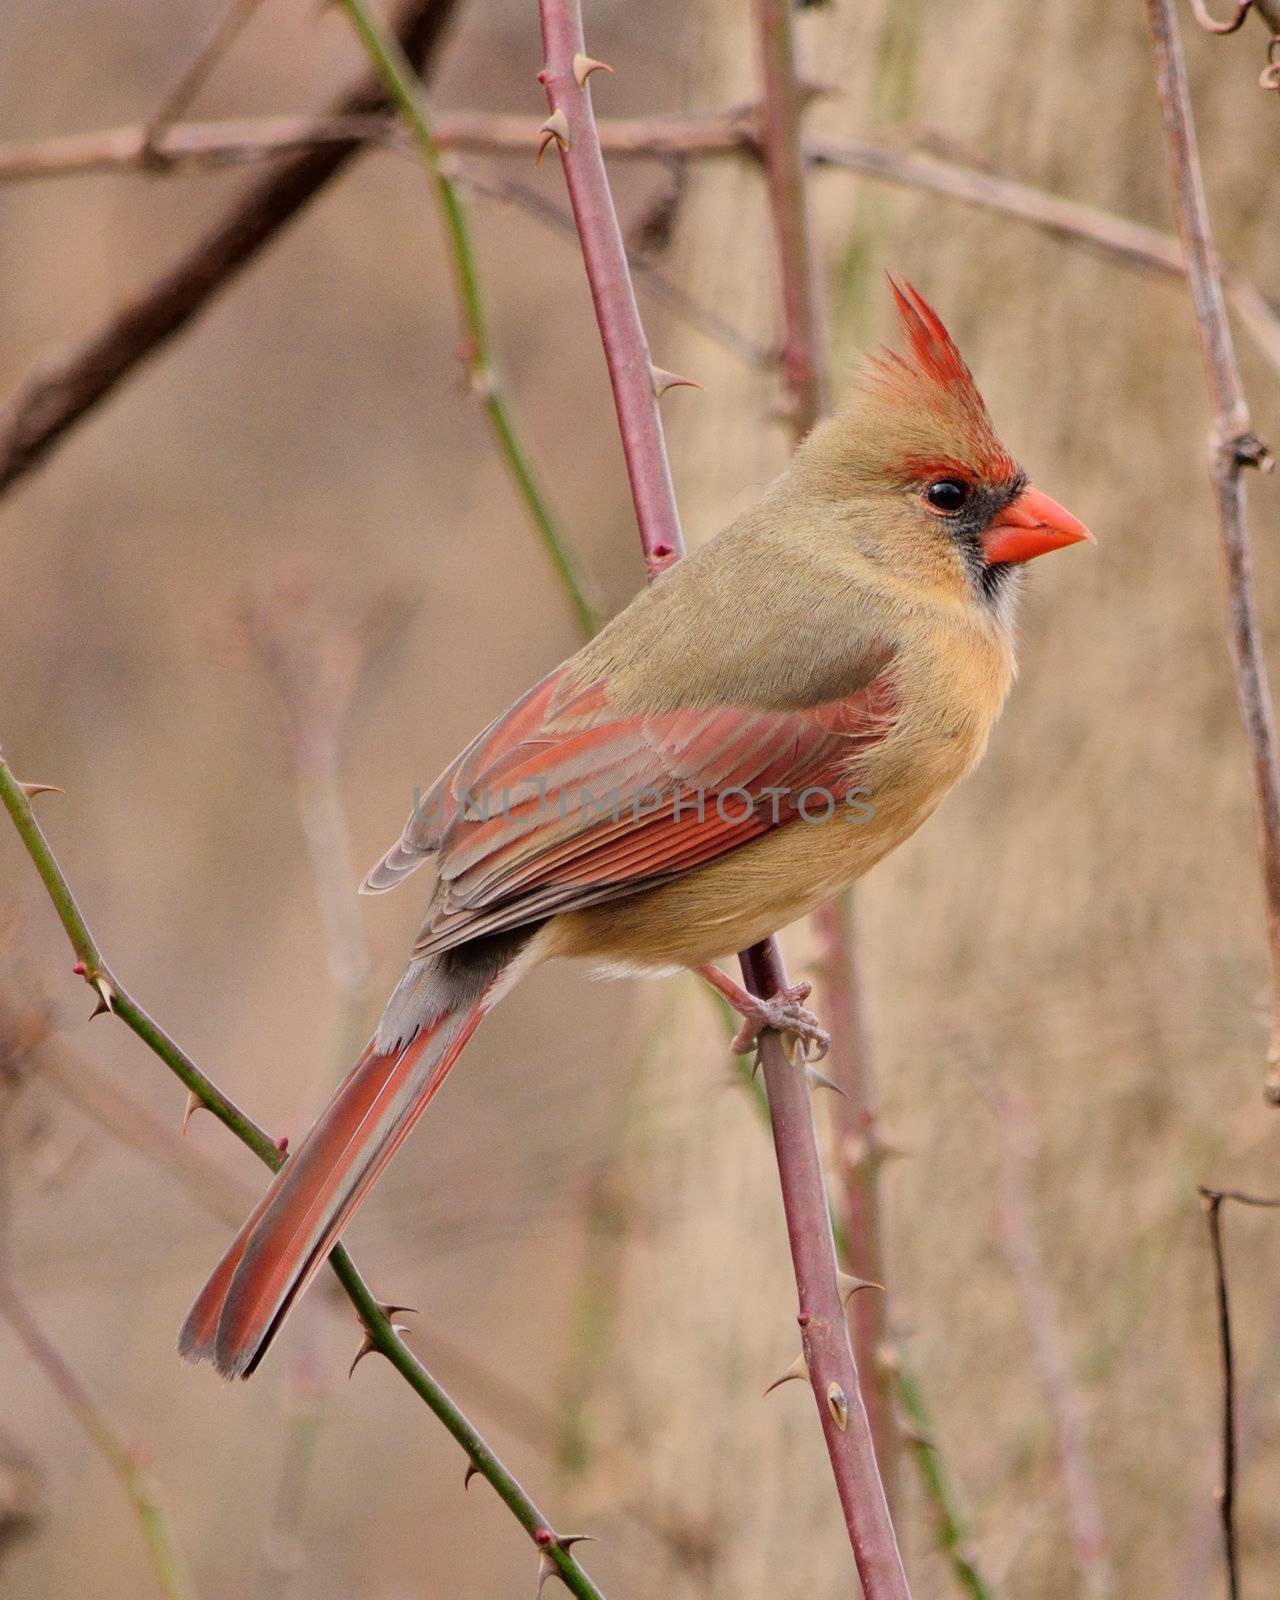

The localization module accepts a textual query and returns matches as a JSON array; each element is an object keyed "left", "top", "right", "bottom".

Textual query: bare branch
[
  {"left": 1145, "top": 0, "right": 1280, "bottom": 1105},
  {"left": 141, "top": 0, "right": 269, "bottom": 153},
  {"left": 0, "top": 0, "right": 462, "bottom": 499}
]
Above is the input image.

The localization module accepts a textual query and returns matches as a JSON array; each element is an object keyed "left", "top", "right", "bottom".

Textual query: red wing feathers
[{"left": 399, "top": 660, "right": 900, "bottom": 959}]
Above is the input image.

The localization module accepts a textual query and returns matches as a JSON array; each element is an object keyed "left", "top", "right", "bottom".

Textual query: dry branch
[
  {"left": 1145, "top": 0, "right": 1280, "bottom": 1103},
  {"left": 535, "top": 4, "right": 909, "bottom": 1593},
  {"left": 4, "top": 100, "right": 1280, "bottom": 507},
  {"left": 1196, "top": 1186, "right": 1280, "bottom": 1600},
  {"left": 0, "top": 0, "right": 461, "bottom": 498}
]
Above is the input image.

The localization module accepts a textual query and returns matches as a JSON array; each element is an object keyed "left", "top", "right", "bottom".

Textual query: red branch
[
  {"left": 753, "top": 0, "right": 829, "bottom": 433},
  {"left": 1145, "top": 0, "right": 1280, "bottom": 1102},
  {"left": 752, "top": 0, "right": 901, "bottom": 1513},
  {"left": 536, "top": 4, "right": 910, "bottom": 1593}
]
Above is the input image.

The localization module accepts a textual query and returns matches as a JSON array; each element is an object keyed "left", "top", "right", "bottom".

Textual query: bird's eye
[{"left": 924, "top": 478, "right": 970, "bottom": 513}]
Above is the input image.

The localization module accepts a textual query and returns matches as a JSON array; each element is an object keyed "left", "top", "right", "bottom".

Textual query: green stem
[
  {"left": 0, "top": 752, "right": 605, "bottom": 1600},
  {"left": 337, "top": 0, "right": 598, "bottom": 640}
]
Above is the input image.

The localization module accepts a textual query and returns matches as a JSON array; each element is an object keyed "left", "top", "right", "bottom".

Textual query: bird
[{"left": 180, "top": 279, "right": 1091, "bottom": 1379}]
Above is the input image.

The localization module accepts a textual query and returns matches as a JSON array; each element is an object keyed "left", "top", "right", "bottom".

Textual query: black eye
[{"left": 924, "top": 478, "right": 970, "bottom": 513}]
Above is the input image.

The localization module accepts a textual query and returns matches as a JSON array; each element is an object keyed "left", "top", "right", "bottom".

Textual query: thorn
[
  {"left": 17, "top": 781, "right": 62, "bottom": 800},
  {"left": 377, "top": 1302, "right": 419, "bottom": 1322},
  {"left": 349, "top": 1321, "right": 410, "bottom": 1378},
  {"left": 836, "top": 1270, "right": 884, "bottom": 1303},
  {"left": 572, "top": 52, "right": 613, "bottom": 87},
  {"left": 180, "top": 1090, "right": 204, "bottom": 1135},
  {"left": 763, "top": 1351, "right": 808, "bottom": 1396},
  {"left": 348, "top": 1332, "right": 378, "bottom": 1379},
  {"left": 535, "top": 108, "right": 570, "bottom": 164},
  {"left": 535, "top": 1535, "right": 596, "bottom": 1595},
  {"left": 827, "top": 1382, "right": 849, "bottom": 1431},
  {"left": 89, "top": 976, "right": 116, "bottom": 1019},
  {"left": 805, "top": 1065, "right": 846, "bottom": 1096},
  {"left": 464, "top": 1462, "right": 480, "bottom": 1490},
  {"left": 649, "top": 364, "right": 703, "bottom": 399}
]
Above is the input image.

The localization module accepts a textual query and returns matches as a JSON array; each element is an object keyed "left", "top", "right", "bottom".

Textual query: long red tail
[{"left": 179, "top": 997, "right": 486, "bottom": 1379}]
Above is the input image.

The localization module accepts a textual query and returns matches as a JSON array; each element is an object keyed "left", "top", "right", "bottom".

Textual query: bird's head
[{"left": 791, "top": 278, "right": 1091, "bottom": 611}]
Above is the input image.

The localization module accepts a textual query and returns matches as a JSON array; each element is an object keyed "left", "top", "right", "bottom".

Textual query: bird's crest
[{"left": 862, "top": 277, "right": 1017, "bottom": 482}]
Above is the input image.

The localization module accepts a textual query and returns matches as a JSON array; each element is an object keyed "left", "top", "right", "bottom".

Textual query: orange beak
[{"left": 981, "top": 486, "right": 1093, "bottom": 566}]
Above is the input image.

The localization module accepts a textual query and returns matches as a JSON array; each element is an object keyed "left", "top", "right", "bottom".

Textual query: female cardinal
[{"left": 181, "top": 281, "right": 1091, "bottom": 1378}]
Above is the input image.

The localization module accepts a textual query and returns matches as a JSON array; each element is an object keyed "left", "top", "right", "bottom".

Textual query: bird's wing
[{"left": 366, "top": 651, "right": 899, "bottom": 957}]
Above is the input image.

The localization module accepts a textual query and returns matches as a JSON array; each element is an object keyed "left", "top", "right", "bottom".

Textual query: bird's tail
[{"left": 178, "top": 993, "right": 487, "bottom": 1380}]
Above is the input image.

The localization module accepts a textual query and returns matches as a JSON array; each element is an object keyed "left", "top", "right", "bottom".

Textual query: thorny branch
[
  {"left": 1145, "top": 0, "right": 1280, "bottom": 1103},
  {"left": 0, "top": 758, "right": 607, "bottom": 1600},
  {"left": 750, "top": 0, "right": 903, "bottom": 1516},
  {"left": 535, "top": 3, "right": 909, "bottom": 1594}
]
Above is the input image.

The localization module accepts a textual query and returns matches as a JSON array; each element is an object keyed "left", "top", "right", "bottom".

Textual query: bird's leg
[{"left": 695, "top": 963, "right": 830, "bottom": 1062}]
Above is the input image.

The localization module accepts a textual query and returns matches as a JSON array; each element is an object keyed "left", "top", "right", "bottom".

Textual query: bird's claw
[{"left": 728, "top": 981, "right": 830, "bottom": 1062}]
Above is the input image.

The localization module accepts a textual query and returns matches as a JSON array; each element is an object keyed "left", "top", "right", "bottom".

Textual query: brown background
[{"left": 1, "top": 1, "right": 1279, "bottom": 1596}]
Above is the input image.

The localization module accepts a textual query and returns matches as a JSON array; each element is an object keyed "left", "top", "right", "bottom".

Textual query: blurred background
[{"left": 1, "top": 0, "right": 1279, "bottom": 1595}]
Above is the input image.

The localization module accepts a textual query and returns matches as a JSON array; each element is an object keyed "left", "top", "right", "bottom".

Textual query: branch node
[{"left": 1230, "top": 430, "right": 1273, "bottom": 471}]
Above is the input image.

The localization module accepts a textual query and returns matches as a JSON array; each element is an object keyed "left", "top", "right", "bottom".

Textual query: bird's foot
[{"left": 696, "top": 965, "right": 830, "bottom": 1062}]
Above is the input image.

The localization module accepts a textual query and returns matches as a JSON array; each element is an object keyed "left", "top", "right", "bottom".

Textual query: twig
[
  {"left": 1190, "top": 0, "right": 1255, "bottom": 32},
  {"left": 0, "top": 758, "right": 606, "bottom": 1600},
  {"left": 141, "top": 0, "right": 268, "bottom": 154},
  {"left": 0, "top": 1279, "right": 196, "bottom": 1599},
  {"left": 1191, "top": 1188, "right": 1280, "bottom": 1600},
  {"left": 534, "top": 11, "right": 683, "bottom": 577},
  {"left": 1146, "top": 0, "right": 1280, "bottom": 1103},
  {"left": 534, "top": 6, "right": 909, "bottom": 1592},
  {"left": 0, "top": 0, "right": 462, "bottom": 499},
  {"left": 753, "top": 0, "right": 829, "bottom": 433},
  {"left": 336, "top": 0, "right": 597, "bottom": 637}
]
